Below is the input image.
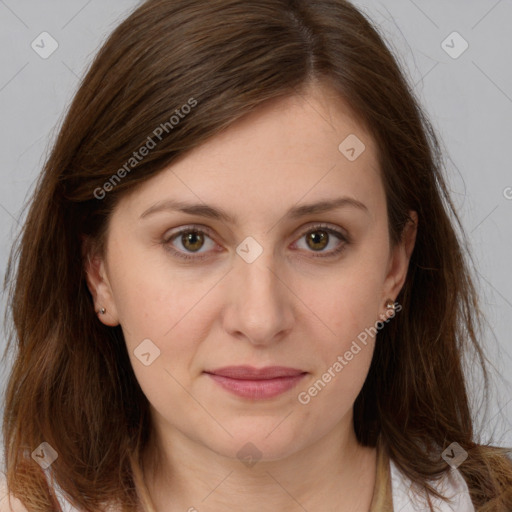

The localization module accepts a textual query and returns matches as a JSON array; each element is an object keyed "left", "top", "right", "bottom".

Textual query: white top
[
  {"left": 1, "top": 462, "right": 475, "bottom": 511},
  {"left": 390, "top": 459, "right": 475, "bottom": 511}
]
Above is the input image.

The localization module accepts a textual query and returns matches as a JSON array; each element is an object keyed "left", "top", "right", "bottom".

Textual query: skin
[{"left": 85, "top": 79, "right": 417, "bottom": 512}]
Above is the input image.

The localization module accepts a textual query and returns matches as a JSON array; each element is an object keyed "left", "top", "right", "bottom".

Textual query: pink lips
[{"left": 204, "top": 366, "right": 307, "bottom": 399}]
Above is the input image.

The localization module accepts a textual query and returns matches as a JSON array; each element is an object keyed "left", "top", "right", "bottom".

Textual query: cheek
[
  {"left": 294, "top": 273, "right": 381, "bottom": 428},
  {"left": 109, "top": 254, "right": 224, "bottom": 388},
  {"left": 108, "top": 239, "right": 203, "bottom": 339},
  {"left": 307, "top": 262, "right": 385, "bottom": 342},
  {"left": 294, "top": 256, "right": 385, "bottom": 394}
]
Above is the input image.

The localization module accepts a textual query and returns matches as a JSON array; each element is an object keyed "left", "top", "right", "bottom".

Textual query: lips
[
  {"left": 205, "top": 365, "right": 305, "bottom": 379},
  {"left": 204, "top": 366, "right": 307, "bottom": 399}
]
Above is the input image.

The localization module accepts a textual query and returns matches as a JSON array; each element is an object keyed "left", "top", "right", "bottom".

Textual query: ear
[
  {"left": 382, "top": 211, "right": 418, "bottom": 303},
  {"left": 82, "top": 235, "right": 120, "bottom": 327}
]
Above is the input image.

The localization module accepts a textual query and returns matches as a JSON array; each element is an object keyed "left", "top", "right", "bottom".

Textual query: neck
[{"left": 141, "top": 417, "right": 377, "bottom": 512}]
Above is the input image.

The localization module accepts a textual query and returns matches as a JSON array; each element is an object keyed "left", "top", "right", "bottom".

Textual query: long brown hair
[{"left": 2, "top": 0, "right": 511, "bottom": 510}]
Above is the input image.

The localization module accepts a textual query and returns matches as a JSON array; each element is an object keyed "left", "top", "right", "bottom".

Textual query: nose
[{"left": 222, "top": 248, "right": 295, "bottom": 347}]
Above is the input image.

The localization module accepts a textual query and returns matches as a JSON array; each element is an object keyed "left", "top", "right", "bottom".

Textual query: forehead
[
  {"left": 117, "top": 81, "right": 383, "bottom": 223},
  {"left": 181, "top": 81, "right": 377, "bottom": 171}
]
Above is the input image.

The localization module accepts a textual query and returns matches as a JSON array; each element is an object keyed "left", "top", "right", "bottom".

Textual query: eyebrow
[{"left": 139, "top": 196, "right": 369, "bottom": 223}]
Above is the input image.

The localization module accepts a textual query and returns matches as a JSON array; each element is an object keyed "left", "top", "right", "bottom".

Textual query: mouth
[{"left": 204, "top": 366, "right": 307, "bottom": 399}]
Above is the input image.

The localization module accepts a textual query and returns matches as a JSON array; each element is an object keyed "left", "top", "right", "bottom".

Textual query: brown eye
[
  {"left": 163, "top": 226, "right": 217, "bottom": 261},
  {"left": 181, "top": 231, "right": 205, "bottom": 252},
  {"left": 305, "top": 230, "right": 329, "bottom": 251},
  {"left": 163, "top": 223, "right": 348, "bottom": 262},
  {"left": 294, "top": 224, "right": 348, "bottom": 259}
]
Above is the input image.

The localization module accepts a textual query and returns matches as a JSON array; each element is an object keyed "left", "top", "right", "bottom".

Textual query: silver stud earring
[{"left": 98, "top": 307, "right": 106, "bottom": 315}]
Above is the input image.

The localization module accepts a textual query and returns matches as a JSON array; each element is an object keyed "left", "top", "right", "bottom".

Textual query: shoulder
[
  {"left": 390, "top": 459, "right": 475, "bottom": 511},
  {"left": 0, "top": 473, "right": 29, "bottom": 512}
]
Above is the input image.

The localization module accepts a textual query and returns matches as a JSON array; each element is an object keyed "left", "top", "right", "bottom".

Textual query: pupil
[
  {"left": 184, "top": 232, "right": 203, "bottom": 251},
  {"left": 309, "top": 231, "right": 328, "bottom": 250}
]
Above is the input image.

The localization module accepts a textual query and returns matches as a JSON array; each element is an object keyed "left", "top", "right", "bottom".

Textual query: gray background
[{"left": 0, "top": 0, "right": 511, "bottom": 458}]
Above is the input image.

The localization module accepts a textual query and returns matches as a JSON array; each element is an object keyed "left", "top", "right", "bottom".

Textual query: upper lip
[{"left": 205, "top": 366, "right": 306, "bottom": 380}]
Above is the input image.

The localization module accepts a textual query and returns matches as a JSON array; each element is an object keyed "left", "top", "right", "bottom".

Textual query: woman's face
[{"left": 86, "top": 81, "right": 415, "bottom": 463}]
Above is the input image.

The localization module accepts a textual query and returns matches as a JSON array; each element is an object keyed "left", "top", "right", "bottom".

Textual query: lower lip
[{"left": 206, "top": 373, "right": 307, "bottom": 399}]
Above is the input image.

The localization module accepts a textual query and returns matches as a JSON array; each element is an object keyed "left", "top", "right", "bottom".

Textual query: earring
[
  {"left": 98, "top": 307, "right": 106, "bottom": 315},
  {"left": 385, "top": 299, "right": 396, "bottom": 311}
]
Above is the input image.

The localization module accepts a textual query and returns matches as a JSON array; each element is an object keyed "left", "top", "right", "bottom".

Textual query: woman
[{"left": 1, "top": 0, "right": 511, "bottom": 510}]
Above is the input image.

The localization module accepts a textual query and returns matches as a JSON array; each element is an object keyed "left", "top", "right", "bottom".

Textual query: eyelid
[{"left": 162, "top": 222, "right": 349, "bottom": 261}]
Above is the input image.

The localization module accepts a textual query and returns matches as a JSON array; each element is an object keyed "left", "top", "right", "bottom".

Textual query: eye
[
  {"left": 163, "top": 225, "right": 218, "bottom": 261},
  {"left": 162, "top": 223, "right": 349, "bottom": 262},
  {"left": 293, "top": 223, "right": 348, "bottom": 258}
]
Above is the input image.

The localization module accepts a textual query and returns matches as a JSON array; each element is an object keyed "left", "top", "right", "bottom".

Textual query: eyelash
[{"left": 162, "top": 223, "right": 349, "bottom": 262}]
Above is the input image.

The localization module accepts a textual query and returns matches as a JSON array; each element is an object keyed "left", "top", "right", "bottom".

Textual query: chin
[{"left": 205, "top": 422, "right": 307, "bottom": 463}]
